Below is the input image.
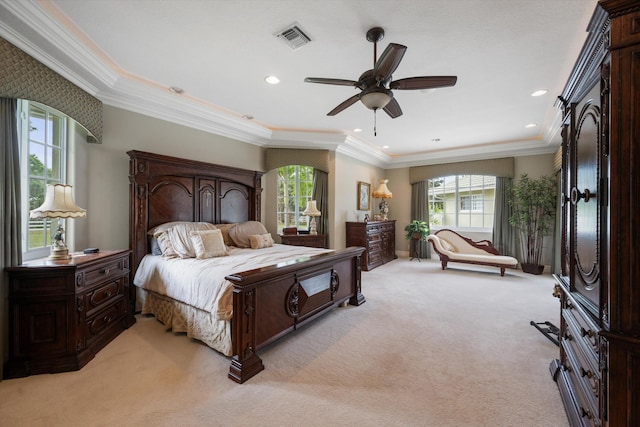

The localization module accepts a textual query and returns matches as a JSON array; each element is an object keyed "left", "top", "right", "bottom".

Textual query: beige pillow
[
  {"left": 164, "top": 222, "right": 217, "bottom": 258},
  {"left": 228, "top": 221, "right": 269, "bottom": 248},
  {"left": 189, "top": 229, "right": 229, "bottom": 259},
  {"left": 249, "top": 233, "right": 274, "bottom": 249},
  {"left": 155, "top": 231, "right": 178, "bottom": 258},
  {"left": 148, "top": 221, "right": 212, "bottom": 236},
  {"left": 213, "top": 223, "right": 236, "bottom": 246}
]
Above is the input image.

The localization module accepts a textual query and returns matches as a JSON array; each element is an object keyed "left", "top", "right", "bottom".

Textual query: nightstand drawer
[
  {"left": 84, "top": 299, "right": 126, "bottom": 347},
  {"left": 81, "top": 256, "right": 128, "bottom": 289},
  {"left": 84, "top": 277, "right": 125, "bottom": 317}
]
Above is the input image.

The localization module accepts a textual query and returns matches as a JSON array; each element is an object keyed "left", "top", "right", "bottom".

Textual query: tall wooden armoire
[{"left": 550, "top": 1, "right": 640, "bottom": 426}]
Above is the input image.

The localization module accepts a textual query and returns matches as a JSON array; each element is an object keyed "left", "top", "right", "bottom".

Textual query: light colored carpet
[{"left": 0, "top": 258, "right": 568, "bottom": 427}]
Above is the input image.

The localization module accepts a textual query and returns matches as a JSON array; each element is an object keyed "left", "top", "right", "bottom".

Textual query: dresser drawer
[
  {"left": 367, "top": 251, "right": 383, "bottom": 268},
  {"left": 79, "top": 255, "right": 129, "bottom": 289},
  {"left": 84, "top": 299, "right": 126, "bottom": 347},
  {"left": 563, "top": 301, "right": 599, "bottom": 358},
  {"left": 561, "top": 340, "right": 601, "bottom": 425},
  {"left": 83, "top": 277, "right": 125, "bottom": 318}
]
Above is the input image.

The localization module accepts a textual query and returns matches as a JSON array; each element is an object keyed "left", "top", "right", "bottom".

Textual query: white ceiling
[{"left": 1, "top": 0, "right": 598, "bottom": 167}]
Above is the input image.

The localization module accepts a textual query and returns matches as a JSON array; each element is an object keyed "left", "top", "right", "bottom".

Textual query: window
[
  {"left": 428, "top": 175, "right": 496, "bottom": 229},
  {"left": 18, "top": 101, "right": 68, "bottom": 260},
  {"left": 276, "top": 165, "right": 314, "bottom": 233}
]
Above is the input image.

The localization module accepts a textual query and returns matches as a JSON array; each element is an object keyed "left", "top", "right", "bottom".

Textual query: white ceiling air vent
[{"left": 275, "top": 22, "right": 311, "bottom": 50}]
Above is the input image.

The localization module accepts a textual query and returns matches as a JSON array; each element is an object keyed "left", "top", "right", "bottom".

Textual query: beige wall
[
  {"left": 77, "top": 105, "right": 265, "bottom": 252},
  {"left": 388, "top": 153, "right": 557, "bottom": 260},
  {"left": 74, "top": 105, "right": 558, "bottom": 266},
  {"left": 333, "top": 152, "right": 385, "bottom": 249}
]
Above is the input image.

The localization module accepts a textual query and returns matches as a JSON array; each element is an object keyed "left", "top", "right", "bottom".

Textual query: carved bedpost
[
  {"left": 349, "top": 253, "right": 366, "bottom": 306},
  {"left": 228, "top": 286, "right": 264, "bottom": 383}
]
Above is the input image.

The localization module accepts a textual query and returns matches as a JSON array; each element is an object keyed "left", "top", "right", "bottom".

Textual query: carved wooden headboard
[{"left": 128, "top": 150, "right": 263, "bottom": 274}]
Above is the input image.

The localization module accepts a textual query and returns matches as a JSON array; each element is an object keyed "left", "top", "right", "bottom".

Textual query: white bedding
[{"left": 133, "top": 244, "right": 333, "bottom": 320}]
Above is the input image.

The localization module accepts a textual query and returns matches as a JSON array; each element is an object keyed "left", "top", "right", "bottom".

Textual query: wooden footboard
[{"left": 225, "top": 246, "right": 364, "bottom": 383}]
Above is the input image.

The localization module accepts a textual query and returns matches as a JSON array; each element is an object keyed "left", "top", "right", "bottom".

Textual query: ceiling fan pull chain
[{"left": 374, "top": 109, "right": 377, "bottom": 136}]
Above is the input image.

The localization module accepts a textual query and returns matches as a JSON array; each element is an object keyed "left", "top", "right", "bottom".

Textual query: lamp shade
[
  {"left": 360, "top": 87, "right": 393, "bottom": 110},
  {"left": 30, "top": 184, "right": 87, "bottom": 218},
  {"left": 303, "top": 200, "right": 321, "bottom": 217},
  {"left": 372, "top": 179, "right": 393, "bottom": 199}
]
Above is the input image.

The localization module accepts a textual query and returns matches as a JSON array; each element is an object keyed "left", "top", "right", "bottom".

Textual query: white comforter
[{"left": 133, "top": 244, "right": 333, "bottom": 320}]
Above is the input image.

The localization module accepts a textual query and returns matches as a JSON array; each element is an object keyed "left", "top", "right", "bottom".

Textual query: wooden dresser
[
  {"left": 346, "top": 220, "right": 395, "bottom": 271},
  {"left": 4, "top": 249, "right": 135, "bottom": 378},
  {"left": 550, "top": 2, "right": 640, "bottom": 426}
]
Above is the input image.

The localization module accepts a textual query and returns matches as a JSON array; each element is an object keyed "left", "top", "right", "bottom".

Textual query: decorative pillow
[
  {"left": 213, "top": 223, "right": 236, "bottom": 246},
  {"left": 164, "top": 222, "right": 217, "bottom": 258},
  {"left": 249, "top": 233, "right": 274, "bottom": 249},
  {"left": 155, "top": 231, "right": 178, "bottom": 258},
  {"left": 228, "top": 221, "right": 269, "bottom": 248},
  {"left": 147, "top": 221, "right": 213, "bottom": 236},
  {"left": 440, "top": 239, "right": 456, "bottom": 252},
  {"left": 189, "top": 229, "right": 229, "bottom": 259}
]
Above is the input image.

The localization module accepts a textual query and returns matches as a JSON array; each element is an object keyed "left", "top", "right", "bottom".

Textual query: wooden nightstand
[
  {"left": 4, "top": 249, "right": 135, "bottom": 378},
  {"left": 279, "top": 234, "right": 327, "bottom": 248}
]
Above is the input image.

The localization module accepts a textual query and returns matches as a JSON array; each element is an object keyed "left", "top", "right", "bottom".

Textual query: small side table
[{"left": 280, "top": 234, "right": 327, "bottom": 249}]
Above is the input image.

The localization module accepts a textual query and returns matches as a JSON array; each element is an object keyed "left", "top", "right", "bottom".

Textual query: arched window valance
[
  {"left": 0, "top": 37, "right": 103, "bottom": 143},
  {"left": 265, "top": 148, "right": 330, "bottom": 173},
  {"left": 409, "top": 157, "right": 514, "bottom": 183}
]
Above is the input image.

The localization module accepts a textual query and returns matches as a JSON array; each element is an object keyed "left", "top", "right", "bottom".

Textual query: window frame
[
  {"left": 276, "top": 165, "right": 314, "bottom": 234},
  {"left": 18, "top": 100, "right": 68, "bottom": 261},
  {"left": 428, "top": 174, "right": 496, "bottom": 232}
]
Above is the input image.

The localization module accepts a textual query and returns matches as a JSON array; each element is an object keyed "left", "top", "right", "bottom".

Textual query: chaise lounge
[{"left": 426, "top": 229, "right": 518, "bottom": 276}]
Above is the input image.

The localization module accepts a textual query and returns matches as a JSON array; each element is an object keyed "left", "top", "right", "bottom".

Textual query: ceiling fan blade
[
  {"left": 383, "top": 97, "right": 403, "bottom": 118},
  {"left": 373, "top": 43, "right": 407, "bottom": 83},
  {"left": 327, "top": 94, "right": 360, "bottom": 116},
  {"left": 390, "top": 76, "right": 458, "bottom": 90},
  {"left": 304, "top": 77, "right": 358, "bottom": 87}
]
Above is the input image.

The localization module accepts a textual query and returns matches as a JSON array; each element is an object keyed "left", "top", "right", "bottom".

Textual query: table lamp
[
  {"left": 303, "top": 200, "right": 321, "bottom": 235},
  {"left": 30, "top": 184, "right": 87, "bottom": 260},
  {"left": 372, "top": 179, "right": 392, "bottom": 220}
]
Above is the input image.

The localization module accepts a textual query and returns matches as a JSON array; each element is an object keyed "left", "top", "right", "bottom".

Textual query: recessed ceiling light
[
  {"left": 265, "top": 75, "right": 280, "bottom": 84},
  {"left": 525, "top": 123, "right": 538, "bottom": 128},
  {"left": 382, "top": 145, "right": 389, "bottom": 149},
  {"left": 531, "top": 90, "right": 548, "bottom": 97},
  {"left": 169, "top": 86, "right": 184, "bottom": 94},
  {"left": 353, "top": 128, "right": 362, "bottom": 133}
]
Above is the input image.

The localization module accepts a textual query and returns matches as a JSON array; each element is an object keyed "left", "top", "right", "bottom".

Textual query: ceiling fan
[{"left": 304, "top": 27, "right": 457, "bottom": 128}]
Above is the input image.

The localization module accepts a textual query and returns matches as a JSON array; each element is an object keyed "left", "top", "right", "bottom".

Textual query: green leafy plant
[
  {"left": 509, "top": 173, "right": 557, "bottom": 270},
  {"left": 404, "top": 220, "right": 430, "bottom": 240}
]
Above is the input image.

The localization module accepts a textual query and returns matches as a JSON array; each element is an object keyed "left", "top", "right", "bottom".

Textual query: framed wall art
[{"left": 357, "top": 181, "right": 370, "bottom": 211}]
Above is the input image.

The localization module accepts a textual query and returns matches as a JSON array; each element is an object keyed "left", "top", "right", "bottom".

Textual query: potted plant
[
  {"left": 509, "top": 173, "right": 557, "bottom": 274},
  {"left": 404, "top": 220, "right": 430, "bottom": 241}
]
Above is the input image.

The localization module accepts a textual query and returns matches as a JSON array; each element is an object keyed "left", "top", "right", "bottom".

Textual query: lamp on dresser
[
  {"left": 29, "top": 184, "right": 86, "bottom": 259},
  {"left": 372, "top": 179, "right": 392, "bottom": 220},
  {"left": 303, "top": 200, "right": 321, "bottom": 235}
]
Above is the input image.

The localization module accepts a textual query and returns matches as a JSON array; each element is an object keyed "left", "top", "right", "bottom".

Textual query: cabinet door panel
[{"left": 570, "top": 92, "right": 603, "bottom": 309}]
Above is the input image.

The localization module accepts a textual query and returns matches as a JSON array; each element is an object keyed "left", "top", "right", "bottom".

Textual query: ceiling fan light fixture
[{"left": 360, "top": 88, "right": 392, "bottom": 110}]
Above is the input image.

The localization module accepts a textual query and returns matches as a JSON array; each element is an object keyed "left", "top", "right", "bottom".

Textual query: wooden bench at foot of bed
[{"left": 225, "top": 246, "right": 365, "bottom": 383}]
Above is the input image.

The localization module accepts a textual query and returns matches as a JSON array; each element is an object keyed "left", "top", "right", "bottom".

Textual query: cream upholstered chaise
[{"left": 426, "top": 229, "right": 518, "bottom": 276}]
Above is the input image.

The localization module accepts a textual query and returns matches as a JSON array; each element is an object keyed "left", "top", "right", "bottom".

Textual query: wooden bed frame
[{"left": 128, "top": 150, "right": 365, "bottom": 383}]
